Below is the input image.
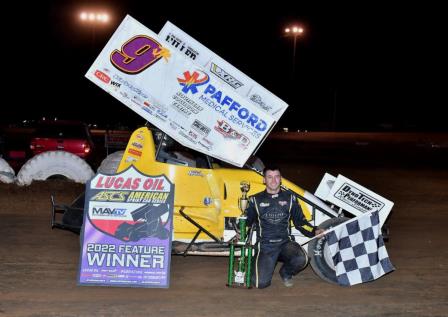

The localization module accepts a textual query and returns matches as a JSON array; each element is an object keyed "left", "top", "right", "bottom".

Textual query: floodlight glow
[{"left": 79, "top": 11, "right": 111, "bottom": 24}]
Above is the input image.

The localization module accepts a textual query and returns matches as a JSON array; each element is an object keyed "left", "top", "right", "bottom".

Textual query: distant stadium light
[{"left": 79, "top": 11, "right": 111, "bottom": 24}]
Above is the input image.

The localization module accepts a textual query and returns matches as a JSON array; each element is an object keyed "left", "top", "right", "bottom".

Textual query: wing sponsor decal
[{"left": 111, "top": 35, "right": 170, "bottom": 74}]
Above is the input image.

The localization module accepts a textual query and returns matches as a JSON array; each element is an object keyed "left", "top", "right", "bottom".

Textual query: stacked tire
[
  {"left": 16, "top": 151, "right": 94, "bottom": 186},
  {"left": 0, "top": 157, "right": 15, "bottom": 184}
]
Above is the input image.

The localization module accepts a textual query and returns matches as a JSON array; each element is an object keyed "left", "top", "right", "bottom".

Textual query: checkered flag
[{"left": 326, "top": 211, "right": 395, "bottom": 286}]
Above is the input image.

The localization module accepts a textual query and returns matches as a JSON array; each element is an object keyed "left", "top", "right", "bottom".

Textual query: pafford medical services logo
[{"left": 177, "top": 70, "right": 209, "bottom": 94}]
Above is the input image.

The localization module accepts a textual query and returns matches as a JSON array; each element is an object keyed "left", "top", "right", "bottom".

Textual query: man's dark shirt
[{"left": 246, "top": 189, "right": 316, "bottom": 243}]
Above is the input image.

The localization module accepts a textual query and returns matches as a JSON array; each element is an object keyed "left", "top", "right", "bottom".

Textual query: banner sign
[
  {"left": 159, "top": 21, "right": 289, "bottom": 121},
  {"left": 78, "top": 166, "right": 174, "bottom": 288},
  {"left": 85, "top": 15, "right": 278, "bottom": 167},
  {"left": 316, "top": 173, "right": 394, "bottom": 228}
]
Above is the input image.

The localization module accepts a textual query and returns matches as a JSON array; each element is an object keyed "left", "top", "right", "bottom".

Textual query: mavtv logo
[{"left": 92, "top": 207, "right": 127, "bottom": 216}]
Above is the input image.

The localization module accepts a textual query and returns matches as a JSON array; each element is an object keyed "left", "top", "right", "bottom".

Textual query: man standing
[{"left": 246, "top": 166, "right": 324, "bottom": 288}]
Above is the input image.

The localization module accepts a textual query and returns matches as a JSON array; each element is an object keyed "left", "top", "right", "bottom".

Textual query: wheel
[
  {"left": 308, "top": 217, "right": 349, "bottom": 284},
  {"left": 97, "top": 150, "right": 124, "bottom": 174},
  {"left": 16, "top": 151, "right": 94, "bottom": 186}
]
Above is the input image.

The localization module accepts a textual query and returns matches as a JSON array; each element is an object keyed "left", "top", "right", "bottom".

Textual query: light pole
[
  {"left": 284, "top": 26, "right": 304, "bottom": 78},
  {"left": 79, "top": 11, "right": 111, "bottom": 51}
]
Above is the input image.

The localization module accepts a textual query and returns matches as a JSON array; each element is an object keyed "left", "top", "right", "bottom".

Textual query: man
[{"left": 246, "top": 166, "right": 324, "bottom": 288}]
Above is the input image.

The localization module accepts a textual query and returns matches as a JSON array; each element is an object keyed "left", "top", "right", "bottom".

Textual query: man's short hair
[{"left": 263, "top": 165, "right": 281, "bottom": 176}]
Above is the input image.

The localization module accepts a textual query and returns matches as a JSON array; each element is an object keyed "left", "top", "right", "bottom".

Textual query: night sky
[{"left": 5, "top": 1, "right": 445, "bottom": 131}]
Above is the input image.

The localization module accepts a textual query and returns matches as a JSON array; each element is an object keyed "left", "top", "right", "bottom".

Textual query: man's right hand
[{"left": 315, "top": 228, "right": 326, "bottom": 238}]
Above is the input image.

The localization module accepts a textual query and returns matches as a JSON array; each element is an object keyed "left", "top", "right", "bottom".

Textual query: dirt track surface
[{"left": 1, "top": 162, "right": 447, "bottom": 317}]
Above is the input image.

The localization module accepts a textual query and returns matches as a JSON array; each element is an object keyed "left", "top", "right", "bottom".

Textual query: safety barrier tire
[
  {"left": 0, "top": 157, "right": 15, "bottom": 184},
  {"left": 16, "top": 151, "right": 94, "bottom": 186},
  {"left": 97, "top": 150, "right": 124, "bottom": 174},
  {"left": 308, "top": 217, "right": 349, "bottom": 284}
]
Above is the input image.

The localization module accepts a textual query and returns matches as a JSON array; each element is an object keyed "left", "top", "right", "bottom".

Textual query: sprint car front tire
[
  {"left": 308, "top": 217, "right": 349, "bottom": 284},
  {"left": 16, "top": 151, "right": 94, "bottom": 186},
  {"left": 97, "top": 150, "right": 124, "bottom": 174}
]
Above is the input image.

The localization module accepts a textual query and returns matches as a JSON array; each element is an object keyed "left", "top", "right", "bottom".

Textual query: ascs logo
[{"left": 177, "top": 70, "right": 209, "bottom": 94}]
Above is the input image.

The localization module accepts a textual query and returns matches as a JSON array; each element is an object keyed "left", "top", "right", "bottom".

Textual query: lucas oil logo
[{"left": 177, "top": 70, "right": 210, "bottom": 94}]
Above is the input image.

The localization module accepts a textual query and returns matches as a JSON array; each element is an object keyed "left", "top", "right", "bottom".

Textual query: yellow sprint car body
[{"left": 115, "top": 127, "right": 336, "bottom": 253}]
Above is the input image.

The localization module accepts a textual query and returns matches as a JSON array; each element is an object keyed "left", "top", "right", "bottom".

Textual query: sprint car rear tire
[
  {"left": 308, "top": 217, "right": 349, "bottom": 284},
  {"left": 16, "top": 151, "right": 94, "bottom": 186},
  {"left": 0, "top": 157, "right": 15, "bottom": 184},
  {"left": 97, "top": 150, "right": 124, "bottom": 174}
]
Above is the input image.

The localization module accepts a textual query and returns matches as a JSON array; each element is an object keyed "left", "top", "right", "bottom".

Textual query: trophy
[
  {"left": 238, "top": 181, "right": 250, "bottom": 214},
  {"left": 227, "top": 181, "right": 254, "bottom": 288}
]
